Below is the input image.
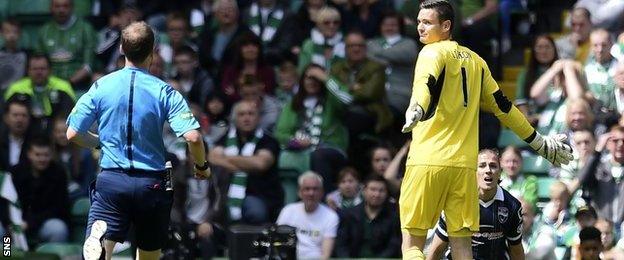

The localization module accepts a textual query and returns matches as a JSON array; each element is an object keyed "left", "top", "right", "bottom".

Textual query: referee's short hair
[
  {"left": 420, "top": 0, "right": 455, "bottom": 31},
  {"left": 121, "top": 21, "right": 155, "bottom": 64}
]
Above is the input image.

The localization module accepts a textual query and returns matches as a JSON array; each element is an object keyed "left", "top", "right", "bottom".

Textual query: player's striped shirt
[
  {"left": 406, "top": 40, "right": 535, "bottom": 169},
  {"left": 436, "top": 186, "right": 523, "bottom": 260}
]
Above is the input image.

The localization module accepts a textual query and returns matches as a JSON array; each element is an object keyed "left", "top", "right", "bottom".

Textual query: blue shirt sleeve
[
  {"left": 506, "top": 203, "right": 523, "bottom": 245},
  {"left": 435, "top": 214, "right": 449, "bottom": 242},
  {"left": 164, "top": 85, "right": 200, "bottom": 137},
  {"left": 67, "top": 83, "right": 98, "bottom": 133}
]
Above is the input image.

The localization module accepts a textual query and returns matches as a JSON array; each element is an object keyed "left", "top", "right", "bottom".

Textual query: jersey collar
[{"left": 479, "top": 186, "right": 504, "bottom": 207}]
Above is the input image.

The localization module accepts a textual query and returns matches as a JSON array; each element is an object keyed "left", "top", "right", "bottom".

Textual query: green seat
[
  {"left": 536, "top": 177, "right": 555, "bottom": 200},
  {"left": 522, "top": 153, "right": 551, "bottom": 176},
  {"left": 71, "top": 197, "right": 90, "bottom": 217},
  {"left": 8, "top": 0, "right": 50, "bottom": 16},
  {"left": 70, "top": 197, "right": 90, "bottom": 243},
  {"left": 281, "top": 176, "right": 299, "bottom": 204},
  {"left": 35, "top": 243, "right": 81, "bottom": 258},
  {"left": 497, "top": 128, "right": 527, "bottom": 148},
  {"left": 278, "top": 149, "right": 310, "bottom": 174}
]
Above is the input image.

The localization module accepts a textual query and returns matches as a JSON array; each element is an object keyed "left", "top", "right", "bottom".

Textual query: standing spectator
[
  {"left": 4, "top": 54, "right": 76, "bottom": 131},
  {"left": 0, "top": 19, "right": 27, "bottom": 90},
  {"left": 338, "top": 0, "right": 386, "bottom": 39},
  {"left": 330, "top": 30, "right": 392, "bottom": 135},
  {"left": 220, "top": 32, "right": 276, "bottom": 102},
  {"left": 37, "top": 0, "right": 96, "bottom": 90},
  {"left": 171, "top": 46, "right": 215, "bottom": 107},
  {"left": 198, "top": 0, "right": 252, "bottom": 77},
  {"left": 334, "top": 175, "right": 401, "bottom": 258},
  {"left": 243, "top": 0, "right": 298, "bottom": 65},
  {"left": 325, "top": 167, "right": 362, "bottom": 211},
  {"left": 276, "top": 171, "right": 339, "bottom": 260},
  {"left": 499, "top": 146, "right": 538, "bottom": 208},
  {"left": 0, "top": 96, "right": 32, "bottom": 171},
  {"left": 208, "top": 100, "right": 284, "bottom": 223},
  {"left": 367, "top": 11, "right": 418, "bottom": 117},
  {"left": 585, "top": 29, "right": 618, "bottom": 111},
  {"left": 297, "top": 6, "right": 345, "bottom": 73},
  {"left": 555, "top": 7, "right": 593, "bottom": 63},
  {"left": 11, "top": 138, "right": 70, "bottom": 243}
]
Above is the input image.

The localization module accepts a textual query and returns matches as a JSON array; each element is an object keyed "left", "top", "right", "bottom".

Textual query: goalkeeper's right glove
[
  {"left": 401, "top": 102, "right": 424, "bottom": 133},
  {"left": 528, "top": 132, "right": 574, "bottom": 167}
]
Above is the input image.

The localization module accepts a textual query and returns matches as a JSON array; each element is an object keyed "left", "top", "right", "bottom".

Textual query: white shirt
[
  {"left": 276, "top": 202, "right": 339, "bottom": 259},
  {"left": 8, "top": 134, "right": 22, "bottom": 166}
]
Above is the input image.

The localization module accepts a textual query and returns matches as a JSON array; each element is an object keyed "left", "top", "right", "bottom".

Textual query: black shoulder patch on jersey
[
  {"left": 493, "top": 89, "right": 512, "bottom": 113},
  {"left": 421, "top": 67, "right": 446, "bottom": 121}
]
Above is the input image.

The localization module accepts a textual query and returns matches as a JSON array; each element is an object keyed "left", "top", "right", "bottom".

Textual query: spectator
[
  {"left": 338, "top": 0, "right": 386, "bottom": 39},
  {"left": 561, "top": 205, "right": 599, "bottom": 251},
  {"left": 11, "top": 138, "right": 70, "bottom": 243},
  {"left": 367, "top": 11, "right": 417, "bottom": 117},
  {"left": 202, "top": 91, "right": 231, "bottom": 147},
  {"left": 158, "top": 12, "right": 199, "bottom": 77},
  {"left": 556, "top": 129, "right": 596, "bottom": 209},
  {"left": 561, "top": 98, "right": 598, "bottom": 141},
  {"left": 579, "top": 125, "right": 624, "bottom": 226},
  {"left": 382, "top": 139, "right": 408, "bottom": 196},
  {"left": 275, "top": 60, "right": 299, "bottom": 105},
  {"left": 0, "top": 96, "right": 32, "bottom": 171},
  {"left": 292, "top": 0, "right": 330, "bottom": 48},
  {"left": 220, "top": 32, "right": 276, "bottom": 102},
  {"left": 149, "top": 52, "right": 167, "bottom": 80},
  {"left": 0, "top": 19, "right": 27, "bottom": 90},
  {"left": 4, "top": 54, "right": 76, "bottom": 131},
  {"left": 499, "top": 146, "right": 538, "bottom": 208},
  {"left": 594, "top": 218, "right": 624, "bottom": 259},
  {"left": 95, "top": 7, "right": 134, "bottom": 73},
  {"left": 499, "top": 0, "right": 526, "bottom": 53},
  {"left": 297, "top": 6, "right": 345, "bottom": 73},
  {"left": 236, "top": 75, "right": 281, "bottom": 133},
  {"left": 171, "top": 46, "right": 215, "bottom": 107},
  {"left": 459, "top": 0, "right": 498, "bottom": 65},
  {"left": 37, "top": 0, "right": 96, "bottom": 90},
  {"left": 585, "top": 29, "right": 618, "bottom": 111},
  {"left": 276, "top": 171, "right": 339, "bottom": 260},
  {"left": 208, "top": 100, "right": 283, "bottom": 224},
  {"left": 274, "top": 64, "right": 348, "bottom": 192},
  {"left": 614, "top": 62, "right": 624, "bottom": 115},
  {"left": 555, "top": 7, "right": 593, "bottom": 63},
  {"left": 330, "top": 30, "right": 392, "bottom": 135},
  {"left": 578, "top": 226, "right": 603, "bottom": 260},
  {"left": 334, "top": 175, "right": 401, "bottom": 258},
  {"left": 520, "top": 198, "right": 557, "bottom": 260},
  {"left": 325, "top": 167, "right": 362, "bottom": 211},
  {"left": 516, "top": 34, "right": 559, "bottom": 123},
  {"left": 369, "top": 145, "right": 392, "bottom": 178},
  {"left": 542, "top": 181, "right": 573, "bottom": 240},
  {"left": 198, "top": 0, "right": 252, "bottom": 77},
  {"left": 243, "top": 0, "right": 298, "bottom": 65},
  {"left": 575, "top": 0, "right": 624, "bottom": 32},
  {"left": 51, "top": 117, "right": 96, "bottom": 201}
]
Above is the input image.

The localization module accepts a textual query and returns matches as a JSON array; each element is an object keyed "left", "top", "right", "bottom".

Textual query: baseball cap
[{"left": 575, "top": 205, "right": 598, "bottom": 219}]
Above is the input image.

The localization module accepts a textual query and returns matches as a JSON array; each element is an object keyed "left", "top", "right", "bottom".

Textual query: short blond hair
[{"left": 314, "top": 6, "right": 340, "bottom": 24}]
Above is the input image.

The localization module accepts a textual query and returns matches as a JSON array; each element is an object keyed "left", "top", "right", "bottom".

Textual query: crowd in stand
[{"left": 1, "top": 0, "right": 624, "bottom": 259}]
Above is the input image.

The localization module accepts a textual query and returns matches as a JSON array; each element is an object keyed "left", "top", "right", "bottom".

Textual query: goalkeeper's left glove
[
  {"left": 528, "top": 132, "right": 574, "bottom": 167},
  {"left": 401, "top": 102, "right": 424, "bottom": 133}
]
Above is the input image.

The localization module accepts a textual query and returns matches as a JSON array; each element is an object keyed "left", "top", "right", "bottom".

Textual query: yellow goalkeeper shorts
[{"left": 399, "top": 165, "right": 479, "bottom": 237}]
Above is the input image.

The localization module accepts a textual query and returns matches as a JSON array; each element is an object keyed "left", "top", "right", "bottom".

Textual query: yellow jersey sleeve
[
  {"left": 479, "top": 58, "right": 536, "bottom": 140},
  {"left": 408, "top": 44, "right": 446, "bottom": 115}
]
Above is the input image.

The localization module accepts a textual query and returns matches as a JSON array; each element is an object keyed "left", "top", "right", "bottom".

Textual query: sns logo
[{"left": 2, "top": 235, "right": 10, "bottom": 257}]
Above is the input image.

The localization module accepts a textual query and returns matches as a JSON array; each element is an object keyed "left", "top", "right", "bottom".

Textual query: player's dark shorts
[{"left": 85, "top": 168, "right": 173, "bottom": 251}]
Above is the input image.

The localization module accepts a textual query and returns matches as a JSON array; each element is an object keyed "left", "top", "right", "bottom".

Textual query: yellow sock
[{"left": 403, "top": 247, "right": 425, "bottom": 260}]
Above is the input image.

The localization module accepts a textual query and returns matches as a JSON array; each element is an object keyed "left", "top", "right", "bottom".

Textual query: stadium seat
[
  {"left": 497, "top": 128, "right": 527, "bottom": 149},
  {"left": 503, "top": 66, "right": 523, "bottom": 83},
  {"left": 7, "top": 0, "right": 50, "bottom": 16},
  {"left": 70, "top": 197, "right": 89, "bottom": 243},
  {"left": 536, "top": 177, "right": 555, "bottom": 200},
  {"left": 278, "top": 150, "right": 310, "bottom": 174},
  {"left": 71, "top": 197, "right": 90, "bottom": 217},
  {"left": 35, "top": 243, "right": 81, "bottom": 259},
  {"left": 498, "top": 81, "right": 516, "bottom": 101},
  {"left": 521, "top": 153, "right": 551, "bottom": 176}
]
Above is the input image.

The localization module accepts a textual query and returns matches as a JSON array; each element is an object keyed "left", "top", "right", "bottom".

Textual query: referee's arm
[
  {"left": 66, "top": 128, "right": 99, "bottom": 149},
  {"left": 66, "top": 86, "right": 99, "bottom": 149}
]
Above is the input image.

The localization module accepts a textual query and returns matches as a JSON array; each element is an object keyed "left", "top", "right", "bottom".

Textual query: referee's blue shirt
[{"left": 67, "top": 67, "right": 200, "bottom": 171}]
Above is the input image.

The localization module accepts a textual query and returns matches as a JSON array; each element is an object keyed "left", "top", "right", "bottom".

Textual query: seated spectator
[
  {"left": 11, "top": 138, "right": 70, "bottom": 243},
  {"left": 36, "top": 0, "right": 96, "bottom": 90},
  {"left": 585, "top": 28, "right": 618, "bottom": 111},
  {"left": 276, "top": 171, "right": 339, "bottom": 260},
  {"left": 0, "top": 170, "right": 28, "bottom": 250},
  {"left": 274, "top": 64, "right": 348, "bottom": 192},
  {"left": 220, "top": 32, "right": 276, "bottom": 102},
  {"left": 198, "top": 0, "right": 252, "bottom": 77},
  {"left": 367, "top": 11, "right": 418, "bottom": 116},
  {"left": 575, "top": 0, "right": 624, "bottom": 32},
  {"left": 158, "top": 12, "right": 199, "bottom": 77},
  {"left": 594, "top": 218, "right": 624, "bottom": 259},
  {"left": 555, "top": 7, "right": 593, "bottom": 63},
  {"left": 559, "top": 205, "right": 599, "bottom": 257},
  {"left": 330, "top": 30, "right": 392, "bottom": 135},
  {"left": 275, "top": 60, "right": 299, "bottom": 106},
  {"left": 337, "top": 0, "right": 385, "bottom": 39},
  {"left": 499, "top": 146, "right": 538, "bottom": 208},
  {"left": 542, "top": 181, "right": 574, "bottom": 239},
  {"left": 51, "top": 117, "right": 96, "bottom": 201},
  {"left": 369, "top": 145, "right": 392, "bottom": 178},
  {"left": 202, "top": 91, "right": 231, "bottom": 147},
  {"left": 562, "top": 98, "right": 599, "bottom": 140},
  {"left": 0, "top": 96, "right": 33, "bottom": 171},
  {"left": 579, "top": 125, "right": 624, "bottom": 226},
  {"left": 0, "top": 19, "right": 27, "bottom": 90},
  {"left": 520, "top": 197, "right": 557, "bottom": 260},
  {"left": 578, "top": 226, "right": 603, "bottom": 260},
  {"left": 334, "top": 175, "right": 400, "bottom": 258},
  {"left": 614, "top": 62, "right": 624, "bottom": 115},
  {"left": 516, "top": 34, "right": 559, "bottom": 123},
  {"left": 95, "top": 6, "right": 134, "bottom": 73},
  {"left": 4, "top": 54, "right": 76, "bottom": 131},
  {"left": 326, "top": 167, "right": 362, "bottom": 211},
  {"left": 292, "top": 0, "right": 330, "bottom": 49},
  {"left": 208, "top": 100, "right": 284, "bottom": 224},
  {"left": 530, "top": 59, "right": 586, "bottom": 136},
  {"left": 243, "top": 0, "right": 297, "bottom": 65},
  {"left": 237, "top": 75, "right": 281, "bottom": 133},
  {"left": 171, "top": 46, "right": 215, "bottom": 106},
  {"left": 382, "top": 140, "right": 408, "bottom": 196},
  {"left": 297, "top": 6, "right": 345, "bottom": 73},
  {"left": 556, "top": 129, "right": 596, "bottom": 208}
]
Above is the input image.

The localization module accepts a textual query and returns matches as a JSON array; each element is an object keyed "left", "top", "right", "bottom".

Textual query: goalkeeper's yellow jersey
[{"left": 406, "top": 40, "right": 535, "bottom": 169}]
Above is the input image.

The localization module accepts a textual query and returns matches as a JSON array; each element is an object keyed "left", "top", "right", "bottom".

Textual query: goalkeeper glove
[
  {"left": 401, "top": 102, "right": 424, "bottom": 133},
  {"left": 528, "top": 132, "right": 574, "bottom": 167}
]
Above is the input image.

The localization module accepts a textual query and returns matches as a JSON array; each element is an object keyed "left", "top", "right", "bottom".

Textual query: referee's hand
[{"left": 194, "top": 168, "right": 212, "bottom": 180}]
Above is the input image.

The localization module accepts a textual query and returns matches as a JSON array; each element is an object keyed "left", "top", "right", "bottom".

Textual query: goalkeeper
[{"left": 400, "top": 1, "right": 573, "bottom": 259}]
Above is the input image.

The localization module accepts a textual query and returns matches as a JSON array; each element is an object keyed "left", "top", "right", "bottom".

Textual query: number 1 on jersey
[{"left": 460, "top": 67, "right": 468, "bottom": 107}]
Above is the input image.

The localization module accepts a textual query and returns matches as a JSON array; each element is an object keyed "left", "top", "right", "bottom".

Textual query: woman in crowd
[{"left": 297, "top": 6, "right": 345, "bottom": 73}]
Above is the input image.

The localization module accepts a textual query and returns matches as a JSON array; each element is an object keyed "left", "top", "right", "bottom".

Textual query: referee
[{"left": 66, "top": 21, "right": 210, "bottom": 260}]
